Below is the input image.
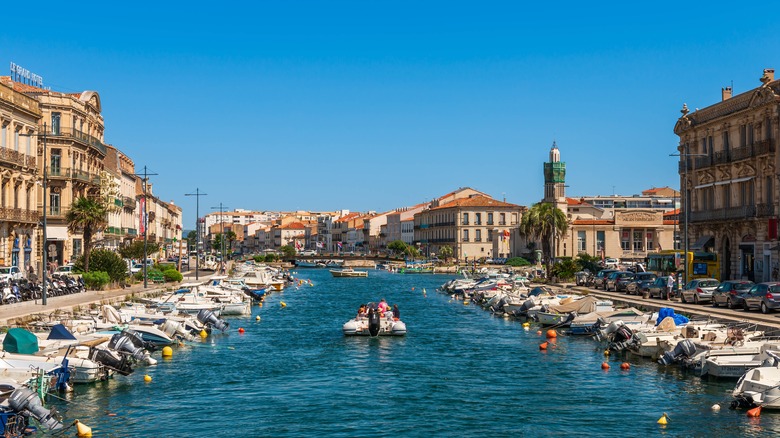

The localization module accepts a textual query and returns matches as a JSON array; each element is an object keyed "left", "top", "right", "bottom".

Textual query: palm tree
[
  {"left": 65, "top": 196, "right": 108, "bottom": 273},
  {"left": 519, "top": 202, "right": 568, "bottom": 274}
]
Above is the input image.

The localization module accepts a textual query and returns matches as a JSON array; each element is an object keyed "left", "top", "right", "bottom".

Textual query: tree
[
  {"left": 226, "top": 230, "right": 237, "bottom": 252},
  {"left": 439, "top": 245, "right": 453, "bottom": 262},
  {"left": 280, "top": 245, "right": 296, "bottom": 258},
  {"left": 186, "top": 230, "right": 197, "bottom": 251},
  {"left": 65, "top": 196, "right": 108, "bottom": 273},
  {"left": 387, "top": 240, "right": 407, "bottom": 255},
  {"left": 576, "top": 253, "right": 601, "bottom": 274},
  {"left": 119, "top": 240, "right": 161, "bottom": 260},
  {"left": 74, "top": 248, "right": 128, "bottom": 282},
  {"left": 213, "top": 233, "right": 225, "bottom": 256},
  {"left": 519, "top": 202, "right": 568, "bottom": 274}
]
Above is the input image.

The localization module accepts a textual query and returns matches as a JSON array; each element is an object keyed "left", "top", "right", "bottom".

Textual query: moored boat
[{"left": 330, "top": 268, "right": 368, "bottom": 278}]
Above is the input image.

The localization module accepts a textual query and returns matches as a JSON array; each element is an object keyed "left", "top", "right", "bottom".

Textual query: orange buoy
[
  {"left": 238, "top": 328, "right": 245, "bottom": 334},
  {"left": 539, "top": 342, "right": 548, "bottom": 350},
  {"left": 747, "top": 406, "right": 761, "bottom": 417},
  {"left": 620, "top": 362, "right": 630, "bottom": 370},
  {"left": 546, "top": 329, "right": 557, "bottom": 339},
  {"left": 601, "top": 362, "right": 610, "bottom": 370}
]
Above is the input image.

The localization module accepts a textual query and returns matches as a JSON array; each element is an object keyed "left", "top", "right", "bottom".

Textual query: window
[
  {"left": 597, "top": 231, "right": 605, "bottom": 251},
  {"left": 487, "top": 229, "right": 493, "bottom": 242},
  {"left": 25, "top": 134, "right": 31, "bottom": 156},
  {"left": 50, "top": 192, "right": 60, "bottom": 215},
  {"left": 767, "top": 176, "right": 773, "bottom": 205},
  {"left": 766, "top": 117, "right": 772, "bottom": 140},
  {"left": 475, "top": 213, "right": 481, "bottom": 225},
  {"left": 487, "top": 213, "right": 494, "bottom": 225},
  {"left": 633, "top": 230, "right": 643, "bottom": 251},
  {"left": 51, "top": 112, "right": 61, "bottom": 135},
  {"left": 475, "top": 229, "right": 481, "bottom": 242},
  {"left": 1, "top": 122, "right": 6, "bottom": 148},
  {"left": 462, "top": 229, "right": 469, "bottom": 242},
  {"left": 722, "top": 185, "right": 730, "bottom": 209},
  {"left": 741, "top": 180, "right": 754, "bottom": 206},
  {"left": 511, "top": 213, "right": 518, "bottom": 224},
  {"left": 499, "top": 213, "right": 506, "bottom": 225},
  {"left": 748, "top": 123, "right": 754, "bottom": 145},
  {"left": 740, "top": 125, "right": 746, "bottom": 147},
  {"left": 621, "top": 231, "right": 630, "bottom": 251},
  {"left": 722, "top": 131, "right": 730, "bottom": 154},
  {"left": 50, "top": 150, "right": 61, "bottom": 176},
  {"left": 14, "top": 128, "right": 19, "bottom": 151},
  {"left": 646, "top": 232, "right": 654, "bottom": 251},
  {"left": 462, "top": 213, "right": 469, "bottom": 225},
  {"left": 577, "top": 231, "right": 586, "bottom": 252},
  {"left": 73, "top": 239, "right": 82, "bottom": 257}
]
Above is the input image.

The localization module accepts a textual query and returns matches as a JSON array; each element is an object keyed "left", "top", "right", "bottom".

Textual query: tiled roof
[
  {"left": 429, "top": 195, "right": 520, "bottom": 211},
  {"left": 282, "top": 222, "right": 306, "bottom": 230},
  {"left": 566, "top": 197, "right": 592, "bottom": 206},
  {"left": 663, "top": 209, "right": 680, "bottom": 217},
  {"left": 335, "top": 212, "right": 361, "bottom": 223}
]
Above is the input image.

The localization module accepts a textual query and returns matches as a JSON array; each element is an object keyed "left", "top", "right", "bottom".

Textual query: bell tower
[{"left": 543, "top": 141, "right": 566, "bottom": 208}]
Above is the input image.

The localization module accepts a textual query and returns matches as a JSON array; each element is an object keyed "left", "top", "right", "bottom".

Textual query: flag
[
  {"left": 316, "top": 242, "right": 323, "bottom": 249},
  {"left": 337, "top": 242, "right": 342, "bottom": 250},
  {"left": 295, "top": 241, "right": 302, "bottom": 250}
]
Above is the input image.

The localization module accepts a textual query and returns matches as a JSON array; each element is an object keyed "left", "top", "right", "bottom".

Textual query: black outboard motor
[
  {"left": 89, "top": 347, "right": 134, "bottom": 375},
  {"left": 368, "top": 308, "right": 381, "bottom": 337},
  {"left": 109, "top": 330, "right": 151, "bottom": 362},
  {"left": 8, "top": 387, "right": 63, "bottom": 430},
  {"left": 197, "top": 309, "right": 229, "bottom": 332},
  {"left": 658, "top": 339, "right": 697, "bottom": 366},
  {"left": 606, "top": 321, "right": 636, "bottom": 352}
]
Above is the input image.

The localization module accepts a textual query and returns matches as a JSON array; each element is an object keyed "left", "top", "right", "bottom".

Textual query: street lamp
[
  {"left": 21, "top": 123, "right": 48, "bottom": 305},
  {"left": 670, "top": 147, "right": 708, "bottom": 286},
  {"left": 185, "top": 189, "right": 207, "bottom": 280},
  {"left": 211, "top": 203, "right": 228, "bottom": 274}
]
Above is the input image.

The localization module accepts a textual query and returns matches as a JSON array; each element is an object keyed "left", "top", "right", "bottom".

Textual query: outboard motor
[
  {"left": 607, "top": 322, "right": 636, "bottom": 352},
  {"left": 368, "top": 308, "right": 381, "bottom": 337},
  {"left": 197, "top": 309, "right": 229, "bottom": 332},
  {"left": 658, "top": 339, "right": 697, "bottom": 366},
  {"left": 89, "top": 346, "right": 134, "bottom": 375},
  {"left": 109, "top": 330, "right": 151, "bottom": 362},
  {"left": 8, "top": 387, "right": 63, "bottom": 430}
]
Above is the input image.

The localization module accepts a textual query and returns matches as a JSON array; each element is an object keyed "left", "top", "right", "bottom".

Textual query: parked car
[
  {"left": 593, "top": 269, "right": 618, "bottom": 290},
  {"left": 0, "top": 266, "right": 23, "bottom": 282},
  {"left": 298, "top": 250, "right": 316, "bottom": 256},
  {"left": 605, "top": 271, "right": 633, "bottom": 292},
  {"left": 711, "top": 280, "right": 754, "bottom": 309},
  {"left": 647, "top": 276, "right": 674, "bottom": 299},
  {"left": 129, "top": 263, "right": 144, "bottom": 274},
  {"left": 679, "top": 278, "right": 721, "bottom": 304},
  {"left": 626, "top": 272, "right": 657, "bottom": 295},
  {"left": 54, "top": 264, "right": 76, "bottom": 275},
  {"left": 742, "top": 282, "right": 780, "bottom": 313}
]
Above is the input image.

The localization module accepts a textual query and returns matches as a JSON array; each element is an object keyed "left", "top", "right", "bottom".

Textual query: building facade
[{"left": 674, "top": 68, "right": 780, "bottom": 281}]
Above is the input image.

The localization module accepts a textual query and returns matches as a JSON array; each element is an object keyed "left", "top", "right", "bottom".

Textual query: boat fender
[
  {"left": 75, "top": 419, "right": 93, "bottom": 437},
  {"left": 539, "top": 342, "right": 548, "bottom": 350},
  {"left": 747, "top": 406, "right": 761, "bottom": 417}
]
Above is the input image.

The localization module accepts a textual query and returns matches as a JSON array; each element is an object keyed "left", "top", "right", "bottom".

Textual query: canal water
[{"left": 48, "top": 269, "right": 780, "bottom": 437}]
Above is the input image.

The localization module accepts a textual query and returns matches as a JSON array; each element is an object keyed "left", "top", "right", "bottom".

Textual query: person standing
[{"left": 666, "top": 275, "right": 675, "bottom": 300}]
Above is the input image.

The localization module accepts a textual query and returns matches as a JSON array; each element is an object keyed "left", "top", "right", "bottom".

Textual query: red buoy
[
  {"left": 546, "top": 330, "right": 557, "bottom": 339},
  {"left": 747, "top": 406, "right": 761, "bottom": 417},
  {"left": 601, "top": 362, "right": 610, "bottom": 370},
  {"left": 620, "top": 362, "right": 630, "bottom": 370},
  {"left": 539, "top": 342, "right": 548, "bottom": 350},
  {"left": 238, "top": 328, "right": 245, "bottom": 334}
]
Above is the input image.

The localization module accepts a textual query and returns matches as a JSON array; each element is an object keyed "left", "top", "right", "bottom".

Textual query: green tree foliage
[
  {"left": 74, "top": 249, "right": 128, "bottom": 282},
  {"left": 576, "top": 253, "right": 602, "bottom": 274},
  {"left": 226, "top": 230, "right": 237, "bottom": 251},
  {"left": 118, "top": 240, "right": 161, "bottom": 260},
  {"left": 519, "top": 202, "right": 568, "bottom": 274},
  {"left": 65, "top": 196, "right": 108, "bottom": 272},
  {"left": 82, "top": 271, "right": 110, "bottom": 290},
  {"left": 439, "top": 245, "right": 453, "bottom": 261},
  {"left": 550, "top": 257, "right": 578, "bottom": 281},
  {"left": 387, "top": 240, "right": 407, "bottom": 255},
  {"left": 280, "top": 245, "right": 296, "bottom": 258},
  {"left": 506, "top": 257, "right": 531, "bottom": 267},
  {"left": 265, "top": 253, "right": 279, "bottom": 262},
  {"left": 163, "top": 268, "right": 183, "bottom": 282},
  {"left": 186, "top": 230, "right": 197, "bottom": 250}
]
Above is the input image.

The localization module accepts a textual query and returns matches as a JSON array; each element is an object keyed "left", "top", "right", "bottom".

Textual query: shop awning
[{"left": 690, "top": 235, "right": 715, "bottom": 250}]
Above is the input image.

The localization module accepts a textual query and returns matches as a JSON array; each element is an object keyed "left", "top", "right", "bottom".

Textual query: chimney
[
  {"left": 761, "top": 68, "right": 775, "bottom": 84},
  {"left": 721, "top": 86, "right": 732, "bottom": 101}
]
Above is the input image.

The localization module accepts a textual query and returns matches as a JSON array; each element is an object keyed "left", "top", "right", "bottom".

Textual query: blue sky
[{"left": 3, "top": 2, "right": 779, "bottom": 226}]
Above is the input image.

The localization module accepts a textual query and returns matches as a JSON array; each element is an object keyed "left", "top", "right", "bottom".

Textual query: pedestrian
[
  {"left": 27, "top": 264, "right": 34, "bottom": 279},
  {"left": 666, "top": 275, "right": 675, "bottom": 300}
]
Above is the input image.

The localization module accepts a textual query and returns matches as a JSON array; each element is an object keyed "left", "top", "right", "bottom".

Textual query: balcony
[
  {"left": 46, "top": 167, "right": 100, "bottom": 185},
  {"left": 124, "top": 228, "right": 138, "bottom": 236},
  {"left": 122, "top": 196, "right": 136, "bottom": 209},
  {"left": 689, "top": 203, "right": 774, "bottom": 222},
  {"left": 486, "top": 221, "right": 494, "bottom": 225},
  {"left": 0, "top": 207, "right": 40, "bottom": 224},
  {"left": 462, "top": 238, "right": 469, "bottom": 242},
  {"left": 475, "top": 238, "right": 482, "bottom": 242},
  {"left": 0, "top": 148, "right": 36, "bottom": 169},
  {"left": 462, "top": 221, "right": 469, "bottom": 225},
  {"left": 680, "top": 139, "right": 776, "bottom": 172},
  {"left": 104, "top": 226, "right": 125, "bottom": 236},
  {"left": 40, "top": 126, "right": 107, "bottom": 156}
]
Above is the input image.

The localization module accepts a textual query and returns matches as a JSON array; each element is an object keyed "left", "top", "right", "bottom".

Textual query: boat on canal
[
  {"left": 732, "top": 350, "right": 780, "bottom": 410},
  {"left": 330, "top": 268, "right": 368, "bottom": 278},
  {"left": 342, "top": 306, "right": 406, "bottom": 336}
]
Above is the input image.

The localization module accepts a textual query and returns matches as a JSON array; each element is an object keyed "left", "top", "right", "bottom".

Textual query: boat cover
[
  {"left": 47, "top": 324, "right": 78, "bottom": 341},
  {"left": 655, "top": 308, "right": 689, "bottom": 326},
  {"left": 547, "top": 296, "right": 599, "bottom": 314},
  {"left": 3, "top": 328, "right": 39, "bottom": 354}
]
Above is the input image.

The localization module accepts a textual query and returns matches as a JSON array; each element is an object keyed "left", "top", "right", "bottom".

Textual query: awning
[
  {"left": 690, "top": 235, "right": 714, "bottom": 250},
  {"left": 47, "top": 226, "right": 68, "bottom": 241}
]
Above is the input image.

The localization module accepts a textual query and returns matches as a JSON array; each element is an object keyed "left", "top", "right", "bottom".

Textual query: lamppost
[
  {"left": 211, "top": 203, "right": 228, "bottom": 274},
  {"left": 670, "top": 146, "right": 708, "bottom": 286},
  {"left": 185, "top": 189, "right": 207, "bottom": 280},
  {"left": 21, "top": 123, "right": 48, "bottom": 305},
  {"left": 134, "top": 166, "right": 157, "bottom": 289}
]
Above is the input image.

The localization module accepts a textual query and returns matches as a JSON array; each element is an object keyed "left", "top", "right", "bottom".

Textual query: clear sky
[{"left": 3, "top": 1, "right": 779, "bottom": 227}]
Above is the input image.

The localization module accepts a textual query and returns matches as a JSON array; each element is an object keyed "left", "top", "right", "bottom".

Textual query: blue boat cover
[
  {"left": 47, "top": 324, "right": 78, "bottom": 340},
  {"left": 3, "top": 328, "right": 39, "bottom": 354},
  {"left": 656, "top": 308, "right": 689, "bottom": 326}
]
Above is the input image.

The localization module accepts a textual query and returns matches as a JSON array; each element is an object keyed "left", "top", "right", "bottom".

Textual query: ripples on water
[{"left": 45, "top": 269, "right": 780, "bottom": 437}]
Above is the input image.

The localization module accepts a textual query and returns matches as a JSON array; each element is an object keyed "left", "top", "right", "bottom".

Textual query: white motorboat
[
  {"left": 732, "top": 351, "right": 780, "bottom": 410},
  {"left": 343, "top": 308, "right": 406, "bottom": 336},
  {"left": 330, "top": 268, "right": 368, "bottom": 278}
]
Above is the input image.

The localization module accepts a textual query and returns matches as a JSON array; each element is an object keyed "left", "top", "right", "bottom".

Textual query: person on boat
[
  {"left": 357, "top": 304, "right": 367, "bottom": 318},
  {"left": 392, "top": 304, "right": 400, "bottom": 320},
  {"left": 378, "top": 299, "right": 389, "bottom": 316}
]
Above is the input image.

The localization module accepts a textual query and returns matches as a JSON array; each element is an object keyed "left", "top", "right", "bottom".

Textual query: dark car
[
  {"left": 647, "top": 276, "right": 674, "bottom": 299},
  {"left": 626, "top": 272, "right": 658, "bottom": 295},
  {"left": 593, "top": 269, "right": 618, "bottom": 290},
  {"left": 605, "top": 271, "right": 634, "bottom": 292},
  {"left": 743, "top": 282, "right": 780, "bottom": 314},
  {"left": 711, "top": 280, "right": 754, "bottom": 309}
]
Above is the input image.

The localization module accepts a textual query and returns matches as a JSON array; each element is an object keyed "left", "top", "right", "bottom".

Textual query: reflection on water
[{"left": 34, "top": 269, "right": 780, "bottom": 436}]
